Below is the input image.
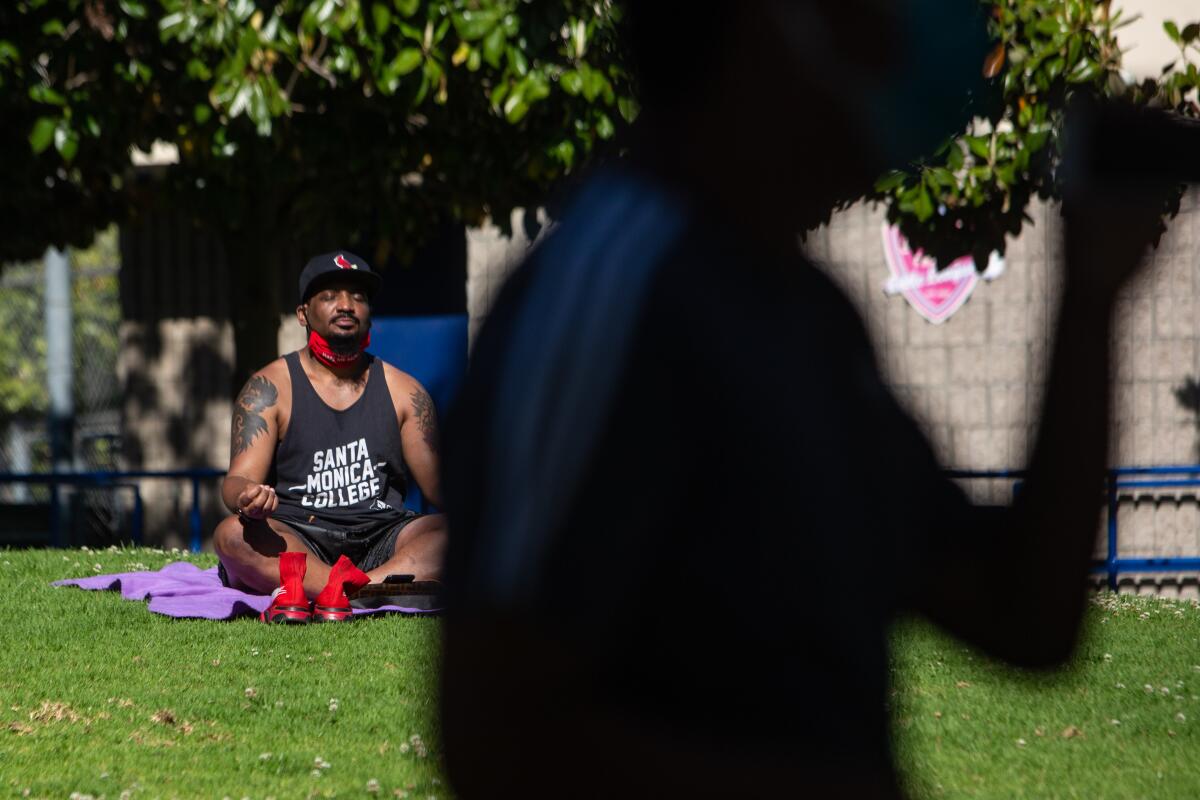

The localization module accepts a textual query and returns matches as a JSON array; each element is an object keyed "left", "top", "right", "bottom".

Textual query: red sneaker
[
  {"left": 312, "top": 555, "right": 370, "bottom": 622},
  {"left": 260, "top": 586, "right": 312, "bottom": 624},
  {"left": 260, "top": 551, "right": 311, "bottom": 624}
]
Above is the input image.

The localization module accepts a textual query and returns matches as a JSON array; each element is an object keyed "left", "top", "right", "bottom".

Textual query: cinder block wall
[
  {"left": 465, "top": 190, "right": 1200, "bottom": 593},
  {"left": 807, "top": 191, "right": 1200, "bottom": 594}
]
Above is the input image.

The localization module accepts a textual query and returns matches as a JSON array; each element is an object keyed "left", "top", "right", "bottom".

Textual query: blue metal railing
[
  {"left": 0, "top": 469, "right": 224, "bottom": 552},
  {"left": 4, "top": 466, "right": 1200, "bottom": 584},
  {"left": 954, "top": 466, "right": 1200, "bottom": 591}
]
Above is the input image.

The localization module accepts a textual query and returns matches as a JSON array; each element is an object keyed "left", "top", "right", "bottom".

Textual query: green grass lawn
[
  {"left": 2, "top": 547, "right": 1199, "bottom": 799},
  {"left": 0, "top": 547, "right": 445, "bottom": 799},
  {"left": 891, "top": 593, "right": 1200, "bottom": 799}
]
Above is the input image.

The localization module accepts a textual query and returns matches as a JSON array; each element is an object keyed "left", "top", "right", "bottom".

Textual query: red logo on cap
[{"left": 334, "top": 254, "right": 356, "bottom": 270}]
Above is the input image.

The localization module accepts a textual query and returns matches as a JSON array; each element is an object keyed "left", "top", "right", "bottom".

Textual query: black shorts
[{"left": 218, "top": 511, "right": 422, "bottom": 587}]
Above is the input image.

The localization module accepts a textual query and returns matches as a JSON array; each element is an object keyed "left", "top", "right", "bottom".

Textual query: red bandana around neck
[{"left": 307, "top": 329, "right": 370, "bottom": 368}]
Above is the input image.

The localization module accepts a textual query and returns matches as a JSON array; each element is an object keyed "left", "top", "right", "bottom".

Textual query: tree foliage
[
  {"left": 872, "top": 1, "right": 1200, "bottom": 267},
  {"left": 1, "top": 0, "right": 632, "bottom": 253},
  {"left": 1, "top": 0, "right": 633, "bottom": 388},
  {"left": 3, "top": 0, "right": 1199, "bottom": 372}
]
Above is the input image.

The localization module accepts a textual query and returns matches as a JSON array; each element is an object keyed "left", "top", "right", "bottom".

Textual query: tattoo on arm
[
  {"left": 231, "top": 376, "right": 278, "bottom": 456},
  {"left": 410, "top": 388, "right": 439, "bottom": 453}
]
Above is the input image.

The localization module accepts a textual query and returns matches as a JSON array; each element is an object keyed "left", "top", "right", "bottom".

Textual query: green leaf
[
  {"left": 617, "top": 96, "right": 638, "bottom": 123},
  {"left": 1067, "top": 59, "right": 1100, "bottom": 83},
  {"left": 945, "top": 142, "right": 964, "bottom": 172},
  {"left": 186, "top": 59, "right": 212, "bottom": 80},
  {"left": 1183, "top": 23, "right": 1200, "bottom": 44},
  {"left": 913, "top": 187, "right": 934, "bottom": 222},
  {"left": 506, "top": 45, "right": 528, "bottom": 77},
  {"left": 550, "top": 138, "right": 575, "bottom": 167},
  {"left": 489, "top": 82, "right": 508, "bottom": 109},
  {"left": 873, "top": 170, "right": 908, "bottom": 193},
  {"left": 391, "top": 47, "right": 423, "bottom": 76},
  {"left": 1066, "top": 34, "right": 1081, "bottom": 69},
  {"left": 118, "top": 0, "right": 148, "bottom": 20},
  {"left": 0, "top": 40, "right": 18, "bottom": 66},
  {"left": 372, "top": 3, "right": 391, "bottom": 34},
  {"left": 158, "top": 10, "right": 190, "bottom": 40},
  {"left": 29, "top": 84, "right": 67, "bottom": 106},
  {"left": 301, "top": 0, "right": 337, "bottom": 34},
  {"left": 41, "top": 19, "right": 66, "bottom": 36},
  {"left": 1035, "top": 17, "right": 1062, "bottom": 36},
  {"left": 929, "top": 167, "right": 956, "bottom": 187},
  {"left": 580, "top": 63, "right": 606, "bottom": 102},
  {"left": 525, "top": 72, "right": 550, "bottom": 103},
  {"left": 55, "top": 126, "right": 79, "bottom": 161},
  {"left": 393, "top": 0, "right": 418, "bottom": 17},
  {"left": 29, "top": 116, "right": 56, "bottom": 154},
  {"left": 452, "top": 8, "right": 501, "bottom": 42},
  {"left": 482, "top": 25, "right": 505, "bottom": 69},
  {"left": 1164, "top": 20, "right": 1181, "bottom": 44},
  {"left": 504, "top": 97, "right": 529, "bottom": 123},
  {"left": 966, "top": 135, "right": 991, "bottom": 160},
  {"left": 193, "top": 103, "right": 212, "bottom": 124},
  {"left": 560, "top": 69, "right": 583, "bottom": 96},
  {"left": 595, "top": 111, "right": 614, "bottom": 140}
]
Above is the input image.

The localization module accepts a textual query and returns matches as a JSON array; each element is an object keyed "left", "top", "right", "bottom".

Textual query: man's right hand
[{"left": 237, "top": 484, "right": 278, "bottom": 520}]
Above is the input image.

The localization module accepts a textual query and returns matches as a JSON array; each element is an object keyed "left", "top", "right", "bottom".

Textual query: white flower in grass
[
  {"left": 258, "top": 752, "right": 271, "bottom": 761},
  {"left": 311, "top": 770, "right": 323, "bottom": 778},
  {"left": 399, "top": 743, "right": 411, "bottom": 754},
  {"left": 1110, "top": 719, "right": 1121, "bottom": 726},
  {"left": 328, "top": 698, "right": 339, "bottom": 712},
  {"left": 244, "top": 687, "right": 257, "bottom": 699},
  {"left": 1103, "top": 653, "right": 1113, "bottom": 661},
  {"left": 313, "top": 756, "right": 331, "bottom": 770},
  {"left": 1162, "top": 687, "right": 1171, "bottom": 696},
  {"left": 1176, "top": 712, "right": 1187, "bottom": 723},
  {"left": 366, "top": 779, "right": 381, "bottom": 794},
  {"left": 93, "top": 564, "right": 103, "bottom": 572},
  {"left": 1145, "top": 684, "right": 1156, "bottom": 693},
  {"left": 1116, "top": 683, "right": 1126, "bottom": 689}
]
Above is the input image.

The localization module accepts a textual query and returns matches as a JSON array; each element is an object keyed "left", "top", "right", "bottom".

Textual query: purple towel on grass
[{"left": 53, "top": 561, "right": 438, "bottom": 620}]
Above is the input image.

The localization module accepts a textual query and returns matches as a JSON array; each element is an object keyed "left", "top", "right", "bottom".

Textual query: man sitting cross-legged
[{"left": 213, "top": 250, "right": 447, "bottom": 623}]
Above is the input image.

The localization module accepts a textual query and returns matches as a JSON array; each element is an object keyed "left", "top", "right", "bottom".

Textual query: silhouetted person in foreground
[{"left": 439, "top": 2, "right": 1176, "bottom": 796}]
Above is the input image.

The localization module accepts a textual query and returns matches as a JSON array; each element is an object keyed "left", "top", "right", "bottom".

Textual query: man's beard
[{"left": 324, "top": 327, "right": 361, "bottom": 353}]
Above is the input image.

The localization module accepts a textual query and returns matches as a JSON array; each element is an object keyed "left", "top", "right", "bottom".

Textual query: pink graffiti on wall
[{"left": 880, "top": 223, "right": 1004, "bottom": 325}]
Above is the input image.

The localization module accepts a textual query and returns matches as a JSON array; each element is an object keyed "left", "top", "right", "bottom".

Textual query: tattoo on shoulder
[
  {"left": 410, "top": 388, "right": 439, "bottom": 453},
  {"left": 231, "top": 375, "right": 278, "bottom": 456}
]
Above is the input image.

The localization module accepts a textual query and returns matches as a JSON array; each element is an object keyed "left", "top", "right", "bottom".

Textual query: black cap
[{"left": 298, "top": 251, "right": 383, "bottom": 304}]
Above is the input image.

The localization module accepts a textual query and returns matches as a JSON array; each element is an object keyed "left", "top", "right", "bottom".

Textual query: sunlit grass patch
[
  {"left": 0, "top": 547, "right": 445, "bottom": 799},
  {"left": 892, "top": 592, "right": 1200, "bottom": 799},
  {"left": 7, "top": 547, "right": 1200, "bottom": 799}
]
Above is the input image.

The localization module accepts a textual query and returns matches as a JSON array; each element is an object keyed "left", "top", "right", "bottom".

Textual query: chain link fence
[{"left": 0, "top": 228, "right": 125, "bottom": 545}]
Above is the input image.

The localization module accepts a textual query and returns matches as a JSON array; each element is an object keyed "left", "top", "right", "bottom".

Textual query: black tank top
[{"left": 272, "top": 351, "right": 409, "bottom": 531}]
